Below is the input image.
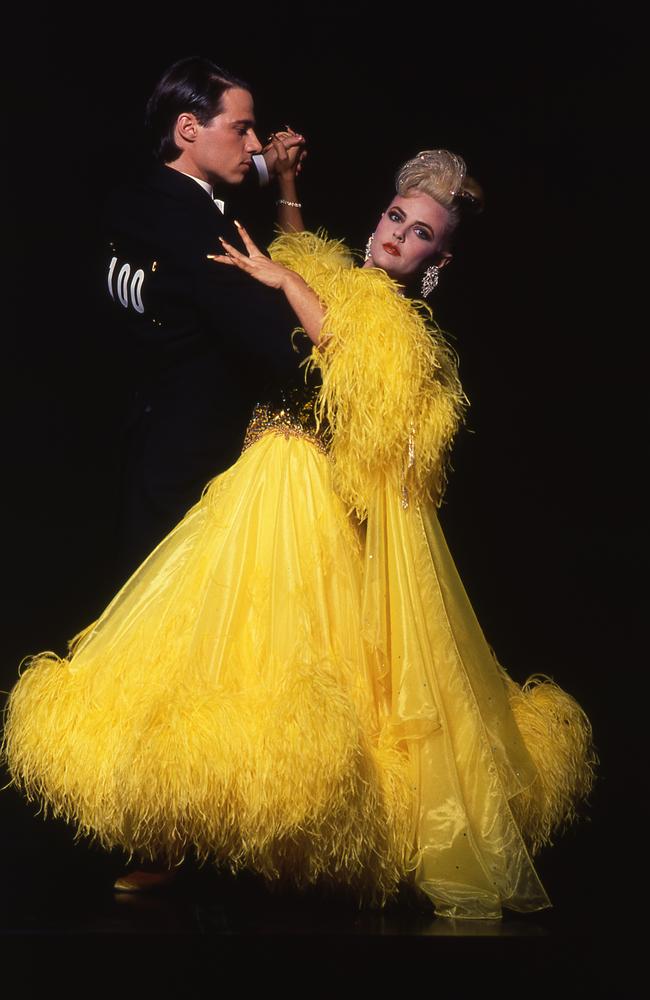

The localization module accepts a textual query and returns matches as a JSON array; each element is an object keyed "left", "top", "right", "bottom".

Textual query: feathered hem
[{"left": 2, "top": 433, "right": 413, "bottom": 905}]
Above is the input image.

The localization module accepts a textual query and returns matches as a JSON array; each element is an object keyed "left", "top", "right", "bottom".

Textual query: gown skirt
[{"left": 2, "top": 421, "right": 595, "bottom": 919}]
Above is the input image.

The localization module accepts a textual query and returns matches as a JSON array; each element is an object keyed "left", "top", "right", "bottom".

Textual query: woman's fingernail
[{"left": 233, "top": 219, "right": 242, "bottom": 228}]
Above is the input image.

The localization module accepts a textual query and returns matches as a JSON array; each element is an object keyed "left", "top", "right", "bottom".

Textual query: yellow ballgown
[{"left": 1, "top": 233, "right": 595, "bottom": 919}]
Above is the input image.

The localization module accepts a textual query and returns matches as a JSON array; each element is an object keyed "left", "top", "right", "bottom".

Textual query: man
[{"left": 104, "top": 56, "right": 306, "bottom": 577}]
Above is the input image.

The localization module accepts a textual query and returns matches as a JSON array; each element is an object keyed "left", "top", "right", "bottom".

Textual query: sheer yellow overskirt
[
  {"left": 363, "top": 489, "right": 593, "bottom": 918},
  {"left": 2, "top": 429, "right": 595, "bottom": 917},
  {"left": 3, "top": 432, "right": 414, "bottom": 902}
]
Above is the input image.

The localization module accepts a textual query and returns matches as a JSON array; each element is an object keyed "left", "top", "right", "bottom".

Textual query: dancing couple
[{"left": 1, "top": 57, "right": 595, "bottom": 921}]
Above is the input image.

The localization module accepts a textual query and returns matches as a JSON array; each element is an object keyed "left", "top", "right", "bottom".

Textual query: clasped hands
[{"left": 262, "top": 126, "right": 307, "bottom": 179}]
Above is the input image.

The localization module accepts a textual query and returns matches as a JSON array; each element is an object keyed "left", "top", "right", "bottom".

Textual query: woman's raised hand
[
  {"left": 210, "top": 222, "right": 325, "bottom": 345},
  {"left": 208, "top": 222, "right": 291, "bottom": 290}
]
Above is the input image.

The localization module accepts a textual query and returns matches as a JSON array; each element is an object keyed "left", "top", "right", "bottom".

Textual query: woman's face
[{"left": 367, "top": 191, "right": 452, "bottom": 280}]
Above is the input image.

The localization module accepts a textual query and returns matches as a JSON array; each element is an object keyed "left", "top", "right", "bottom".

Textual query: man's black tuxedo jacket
[{"left": 103, "top": 163, "right": 306, "bottom": 572}]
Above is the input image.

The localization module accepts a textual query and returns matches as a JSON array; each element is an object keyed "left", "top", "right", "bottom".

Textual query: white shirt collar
[{"left": 180, "top": 171, "right": 225, "bottom": 214}]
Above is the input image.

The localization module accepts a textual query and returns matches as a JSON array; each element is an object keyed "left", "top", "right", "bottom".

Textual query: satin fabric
[
  {"left": 3, "top": 427, "right": 556, "bottom": 916},
  {"left": 364, "top": 488, "right": 550, "bottom": 917},
  {"left": 3, "top": 433, "right": 412, "bottom": 902}
]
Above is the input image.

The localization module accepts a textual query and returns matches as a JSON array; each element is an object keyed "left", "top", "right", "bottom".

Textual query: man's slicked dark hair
[{"left": 145, "top": 56, "right": 250, "bottom": 163}]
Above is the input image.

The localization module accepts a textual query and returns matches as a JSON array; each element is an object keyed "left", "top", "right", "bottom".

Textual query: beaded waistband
[{"left": 242, "top": 402, "right": 328, "bottom": 456}]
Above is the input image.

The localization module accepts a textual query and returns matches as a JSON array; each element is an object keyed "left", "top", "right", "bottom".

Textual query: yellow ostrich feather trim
[
  {"left": 270, "top": 231, "right": 468, "bottom": 517},
  {"left": 501, "top": 671, "right": 598, "bottom": 855},
  {"left": 2, "top": 647, "right": 414, "bottom": 903}
]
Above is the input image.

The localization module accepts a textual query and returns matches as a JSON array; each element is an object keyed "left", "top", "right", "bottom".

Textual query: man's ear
[{"left": 174, "top": 113, "right": 200, "bottom": 146}]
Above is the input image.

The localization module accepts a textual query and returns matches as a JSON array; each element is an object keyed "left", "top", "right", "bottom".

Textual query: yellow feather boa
[{"left": 269, "top": 231, "right": 468, "bottom": 518}]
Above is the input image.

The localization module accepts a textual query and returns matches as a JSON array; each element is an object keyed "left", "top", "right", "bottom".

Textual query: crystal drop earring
[
  {"left": 364, "top": 233, "right": 374, "bottom": 262},
  {"left": 421, "top": 264, "right": 440, "bottom": 297}
]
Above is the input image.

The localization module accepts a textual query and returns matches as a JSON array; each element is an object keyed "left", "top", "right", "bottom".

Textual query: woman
[{"left": 2, "top": 149, "right": 595, "bottom": 920}]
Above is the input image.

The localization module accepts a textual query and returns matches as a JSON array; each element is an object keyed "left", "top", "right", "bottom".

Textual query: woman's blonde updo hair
[{"left": 396, "top": 149, "right": 484, "bottom": 242}]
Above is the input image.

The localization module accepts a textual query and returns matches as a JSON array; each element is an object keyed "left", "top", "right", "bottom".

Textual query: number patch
[{"left": 108, "top": 256, "right": 146, "bottom": 314}]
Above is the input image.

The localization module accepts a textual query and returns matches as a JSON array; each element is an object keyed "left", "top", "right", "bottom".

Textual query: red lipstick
[{"left": 382, "top": 242, "right": 400, "bottom": 256}]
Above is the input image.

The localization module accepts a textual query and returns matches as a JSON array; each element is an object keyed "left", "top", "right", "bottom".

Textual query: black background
[{"left": 0, "top": 1, "right": 637, "bottom": 954}]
